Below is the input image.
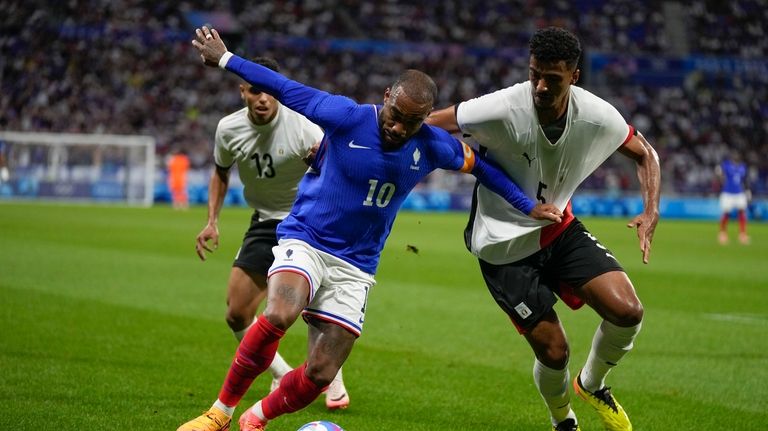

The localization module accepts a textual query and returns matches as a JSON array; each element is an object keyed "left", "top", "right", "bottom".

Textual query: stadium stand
[{"left": 1, "top": 0, "right": 766, "bottom": 201}]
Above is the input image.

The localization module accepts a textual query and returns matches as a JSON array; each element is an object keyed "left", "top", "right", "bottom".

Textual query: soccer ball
[{"left": 296, "top": 421, "right": 345, "bottom": 431}]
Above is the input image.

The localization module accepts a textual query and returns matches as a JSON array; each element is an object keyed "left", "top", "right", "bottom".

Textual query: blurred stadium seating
[{"left": 1, "top": 0, "right": 766, "bottom": 209}]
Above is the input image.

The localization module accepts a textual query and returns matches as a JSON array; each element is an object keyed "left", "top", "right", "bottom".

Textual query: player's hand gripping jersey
[{"left": 223, "top": 55, "right": 536, "bottom": 273}]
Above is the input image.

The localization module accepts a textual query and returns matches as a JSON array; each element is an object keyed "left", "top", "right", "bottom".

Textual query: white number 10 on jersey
[{"left": 363, "top": 179, "right": 395, "bottom": 208}]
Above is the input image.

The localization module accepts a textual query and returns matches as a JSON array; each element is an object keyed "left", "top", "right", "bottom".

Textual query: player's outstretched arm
[
  {"left": 461, "top": 142, "right": 562, "bottom": 223},
  {"left": 619, "top": 131, "right": 660, "bottom": 264},
  {"left": 426, "top": 105, "right": 461, "bottom": 134},
  {"left": 192, "top": 26, "right": 348, "bottom": 131}
]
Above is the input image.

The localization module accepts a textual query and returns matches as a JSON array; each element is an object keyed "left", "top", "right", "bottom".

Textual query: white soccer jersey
[
  {"left": 457, "top": 81, "right": 633, "bottom": 264},
  {"left": 215, "top": 104, "right": 323, "bottom": 220}
]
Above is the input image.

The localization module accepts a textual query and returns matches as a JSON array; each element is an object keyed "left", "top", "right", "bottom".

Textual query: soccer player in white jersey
[
  {"left": 428, "top": 27, "right": 660, "bottom": 431},
  {"left": 194, "top": 57, "right": 350, "bottom": 411}
]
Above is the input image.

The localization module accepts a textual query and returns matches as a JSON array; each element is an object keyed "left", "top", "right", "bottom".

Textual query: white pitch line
[{"left": 704, "top": 313, "right": 768, "bottom": 326}]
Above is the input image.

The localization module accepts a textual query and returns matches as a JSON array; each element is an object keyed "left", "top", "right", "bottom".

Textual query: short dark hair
[
  {"left": 253, "top": 57, "right": 280, "bottom": 72},
  {"left": 391, "top": 69, "right": 437, "bottom": 106},
  {"left": 529, "top": 27, "right": 581, "bottom": 69}
]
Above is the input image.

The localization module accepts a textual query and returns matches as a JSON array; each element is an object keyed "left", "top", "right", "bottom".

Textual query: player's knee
[
  {"left": 304, "top": 361, "right": 337, "bottom": 388},
  {"left": 614, "top": 299, "right": 644, "bottom": 327},
  {"left": 225, "top": 309, "right": 250, "bottom": 332},
  {"left": 538, "top": 342, "right": 570, "bottom": 369},
  {"left": 262, "top": 309, "right": 299, "bottom": 331}
]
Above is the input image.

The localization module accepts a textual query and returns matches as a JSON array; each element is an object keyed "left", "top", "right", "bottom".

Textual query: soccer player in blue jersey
[
  {"left": 717, "top": 152, "right": 751, "bottom": 245},
  {"left": 178, "top": 27, "right": 563, "bottom": 431},
  {"left": 0, "top": 139, "right": 9, "bottom": 184}
]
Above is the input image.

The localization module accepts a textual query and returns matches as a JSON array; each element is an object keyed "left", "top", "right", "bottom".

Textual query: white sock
[
  {"left": 233, "top": 326, "right": 248, "bottom": 341},
  {"left": 268, "top": 351, "right": 292, "bottom": 379},
  {"left": 332, "top": 367, "right": 344, "bottom": 384},
  {"left": 249, "top": 401, "right": 268, "bottom": 421},
  {"left": 580, "top": 320, "right": 641, "bottom": 392},
  {"left": 533, "top": 359, "right": 575, "bottom": 426},
  {"left": 213, "top": 399, "right": 235, "bottom": 417}
]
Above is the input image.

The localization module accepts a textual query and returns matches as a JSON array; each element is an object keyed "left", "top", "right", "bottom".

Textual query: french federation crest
[{"left": 410, "top": 148, "right": 421, "bottom": 171}]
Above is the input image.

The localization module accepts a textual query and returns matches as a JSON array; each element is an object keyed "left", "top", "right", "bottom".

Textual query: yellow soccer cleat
[
  {"left": 177, "top": 406, "right": 231, "bottom": 431},
  {"left": 574, "top": 374, "right": 632, "bottom": 431}
]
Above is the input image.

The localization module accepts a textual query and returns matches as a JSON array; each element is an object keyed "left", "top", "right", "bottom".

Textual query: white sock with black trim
[
  {"left": 580, "top": 320, "right": 641, "bottom": 392},
  {"left": 533, "top": 358, "right": 576, "bottom": 426}
]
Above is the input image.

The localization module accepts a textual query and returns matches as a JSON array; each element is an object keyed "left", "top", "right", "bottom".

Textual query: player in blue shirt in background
[
  {"left": 178, "top": 26, "right": 563, "bottom": 431},
  {"left": 0, "top": 139, "right": 9, "bottom": 185},
  {"left": 717, "top": 152, "right": 751, "bottom": 245}
]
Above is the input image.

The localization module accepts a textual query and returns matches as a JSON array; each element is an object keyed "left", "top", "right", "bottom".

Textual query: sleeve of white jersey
[
  {"left": 300, "top": 117, "right": 324, "bottom": 153},
  {"left": 213, "top": 120, "right": 234, "bottom": 168},
  {"left": 598, "top": 102, "right": 634, "bottom": 153},
  {"left": 456, "top": 88, "right": 514, "bottom": 151}
]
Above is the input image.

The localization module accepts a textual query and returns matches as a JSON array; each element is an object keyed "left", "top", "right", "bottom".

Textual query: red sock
[
  {"left": 737, "top": 210, "right": 747, "bottom": 234},
  {"left": 719, "top": 214, "right": 729, "bottom": 231},
  {"left": 261, "top": 363, "right": 324, "bottom": 419},
  {"left": 218, "top": 315, "right": 285, "bottom": 406}
]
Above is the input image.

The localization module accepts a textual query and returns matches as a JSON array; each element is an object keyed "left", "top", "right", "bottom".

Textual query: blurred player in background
[
  {"left": 428, "top": 27, "right": 660, "bottom": 431},
  {"left": 167, "top": 147, "right": 190, "bottom": 210},
  {"left": 179, "top": 26, "right": 562, "bottom": 431},
  {"left": 716, "top": 152, "right": 750, "bottom": 245},
  {"left": 195, "top": 57, "right": 350, "bottom": 410},
  {"left": 0, "top": 139, "right": 10, "bottom": 184}
]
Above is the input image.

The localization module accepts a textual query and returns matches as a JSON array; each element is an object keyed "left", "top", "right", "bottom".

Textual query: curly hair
[
  {"left": 253, "top": 56, "right": 280, "bottom": 72},
  {"left": 529, "top": 27, "right": 581, "bottom": 69}
]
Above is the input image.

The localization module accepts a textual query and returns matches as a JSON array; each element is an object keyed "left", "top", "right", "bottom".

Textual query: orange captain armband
[{"left": 459, "top": 141, "right": 476, "bottom": 173}]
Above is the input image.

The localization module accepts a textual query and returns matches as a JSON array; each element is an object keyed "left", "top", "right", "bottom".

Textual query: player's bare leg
[
  {"left": 719, "top": 213, "right": 730, "bottom": 245},
  {"left": 178, "top": 271, "right": 308, "bottom": 431},
  {"left": 574, "top": 271, "right": 642, "bottom": 431},
  {"left": 239, "top": 317, "right": 355, "bottom": 429},
  {"left": 737, "top": 210, "right": 750, "bottom": 244},
  {"left": 227, "top": 267, "right": 292, "bottom": 388},
  {"left": 228, "top": 268, "right": 352, "bottom": 407},
  {"left": 525, "top": 312, "right": 579, "bottom": 429}
]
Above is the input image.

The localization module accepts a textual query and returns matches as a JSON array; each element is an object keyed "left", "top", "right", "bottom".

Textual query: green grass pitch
[{"left": 1, "top": 202, "right": 766, "bottom": 430}]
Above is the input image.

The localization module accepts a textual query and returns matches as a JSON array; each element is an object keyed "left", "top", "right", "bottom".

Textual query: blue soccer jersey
[
  {"left": 224, "top": 54, "right": 534, "bottom": 273},
  {"left": 721, "top": 159, "right": 747, "bottom": 194}
]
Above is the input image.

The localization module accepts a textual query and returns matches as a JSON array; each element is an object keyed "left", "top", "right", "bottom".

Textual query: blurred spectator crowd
[{"left": 1, "top": 0, "right": 767, "bottom": 196}]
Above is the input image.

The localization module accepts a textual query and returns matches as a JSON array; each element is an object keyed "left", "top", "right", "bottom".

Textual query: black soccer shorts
[
  {"left": 478, "top": 218, "right": 624, "bottom": 333},
  {"left": 233, "top": 214, "right": 281, "bottom": 276}
]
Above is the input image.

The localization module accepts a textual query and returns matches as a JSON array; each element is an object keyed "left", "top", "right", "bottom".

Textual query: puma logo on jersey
[
  {"left": 522, "top": 152, "right": 536, "bottom": 167},
  {"left": 348, "top": 140, "right": 371, "bottom": 150}
]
